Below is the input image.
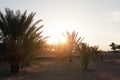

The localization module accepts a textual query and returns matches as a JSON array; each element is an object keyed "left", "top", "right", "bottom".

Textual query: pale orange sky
[{"left": 1, "top": 0, "right": 120, "bottom": 50}]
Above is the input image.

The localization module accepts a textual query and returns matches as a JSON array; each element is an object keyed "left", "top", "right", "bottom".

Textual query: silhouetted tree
[
  {"left": 75, "top": 43, "right": 100, "bottom": 70},
  {"left": 109, "top": 42, "right": 116, "bottom": 51},
  {"left": 62, "top": 31, "right": 83, "bottom": 62},
  {"left": 116, "top": 45, "right": 120, "bottom": 50},
  {"left": 90, "top": 46, "right": 99, "bottom": 61},
  {"left": 0, "top": 8, "right": 46, "bottom": 74},
  {"left": 79, "top": 43, "right": 91, "bottom": 70}
]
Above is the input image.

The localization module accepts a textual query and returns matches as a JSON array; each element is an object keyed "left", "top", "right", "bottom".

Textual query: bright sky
[{"left": 0, "top": 0, "right": 120, "bottom": 50}]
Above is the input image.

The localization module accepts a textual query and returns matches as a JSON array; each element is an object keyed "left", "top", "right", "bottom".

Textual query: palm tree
[
  {"left": 79, "top": 43, "right": 91, "bottom": 70},
  {"left": 90, "top": 46, "right": 99, "bottom": 61},
  {"left": 62, "top": 31, "right": 83, "bottom": 61},
  {"left": 0, "top": 8, "right": 46, "bottom": 74},
  {"left": 109, "top": 42, "right": 116, "bottom": 51}
]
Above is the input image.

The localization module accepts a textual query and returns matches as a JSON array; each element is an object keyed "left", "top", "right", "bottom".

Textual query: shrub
[
  {"left": 90, "top": 46, "right": 99, "bottom": 61},
  {"left": 79, "top": 43, "right": 91, "bottom": 71}
]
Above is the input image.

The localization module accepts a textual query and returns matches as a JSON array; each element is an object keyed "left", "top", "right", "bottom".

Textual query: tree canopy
[{"left": 0, "top": 8, "right": 46, "bottom": 74}]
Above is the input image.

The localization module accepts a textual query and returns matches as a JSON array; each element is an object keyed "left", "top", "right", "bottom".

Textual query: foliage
[
  {"left": 109, "top": 42, "right": 120, "bottom": 51},
  {"left": 0, "top": 8, "right": 46, "bottom": 74},
  {"left": 90, "top": 46, "right": 99, "bottom": 61},
  {"left": 0, "top": 31, "right": 4, "bottom": 43},
  {"left": 76, "top": 43, "right": 100, "bottom": 70},
  {"left": 62, "top": 31, "right": 83, "bottom": 61},
  {"left": 79, "top": 43, "right": 91, "bottom": 70},
  {"left": 109, "top": 42, "right": 116, "bottom": 51}
]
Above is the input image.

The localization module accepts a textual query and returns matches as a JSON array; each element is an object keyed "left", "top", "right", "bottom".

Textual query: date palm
[
  {"left": 0, "top": 8, "right": 46, "bottom": 74},
  {"left": 90, "top": 46, "right": 99, "bottom": 61},
  {"left": 62, "top": 31, "right": 83, "bottom": 61},
  {"left": 79, "top": 43, "right": 91, "bottom": 70},
  {"left": 109, "top": 42, "right": 116, "bottom": 51}
]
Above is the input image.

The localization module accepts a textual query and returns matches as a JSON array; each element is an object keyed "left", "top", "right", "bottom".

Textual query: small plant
[
  {"left": 62, "top": 31, "right": 83, "bottom": 62},
  {"left": 79, "top": 43, "right": 91, "bottom": 71},
  {"left": 90, "top": 46, "right": 99, "bottom": 61}
]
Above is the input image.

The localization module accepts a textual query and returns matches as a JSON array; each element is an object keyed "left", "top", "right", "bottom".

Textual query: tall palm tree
[
  {"left": 0, "top": 8, "right": 46, "bottom": 74},
  {"left": 62, "top": 31, "right": 83, "bottom": 61}
]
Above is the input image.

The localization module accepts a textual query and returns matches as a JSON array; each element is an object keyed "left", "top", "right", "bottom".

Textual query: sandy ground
[{"left": 0, "top": 53, "right": 120, "bottom": 80}]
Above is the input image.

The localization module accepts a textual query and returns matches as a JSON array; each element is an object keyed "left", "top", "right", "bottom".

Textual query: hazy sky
[{"left": 0, "top": 0, "right": 120, "bottom": 50}]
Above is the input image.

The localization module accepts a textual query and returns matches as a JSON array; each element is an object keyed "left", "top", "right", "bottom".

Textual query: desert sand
[{"left": 0, "top": 52, "right": 120, "bottom": 80}]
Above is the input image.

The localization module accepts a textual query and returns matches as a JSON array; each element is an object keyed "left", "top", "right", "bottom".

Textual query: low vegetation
[{"left": 62, "top": 31, "right": 83, "bottom": 61}]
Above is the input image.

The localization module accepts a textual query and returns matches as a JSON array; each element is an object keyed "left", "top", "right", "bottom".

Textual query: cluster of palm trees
[
  {"left": 0, "top": 8, "right": 100, "bottom": 74},
  {"left": 55, "top": 31, "right": 100, "bottom": 70}
]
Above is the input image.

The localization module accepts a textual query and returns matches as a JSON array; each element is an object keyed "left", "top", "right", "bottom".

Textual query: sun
[
  {"left": 47, "top": 35, "right": 66, "bottom": 44},
  {"left": 45, "top": 23, "right": 79, "bottom": 44}
]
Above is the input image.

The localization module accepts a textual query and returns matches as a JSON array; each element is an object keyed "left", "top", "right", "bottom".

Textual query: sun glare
[
  {"left": 47, "top": 35, "right": 66, "bottom": 44},
  {"left": 46, "top": 23, "right": 79, "bottom": 44}
]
